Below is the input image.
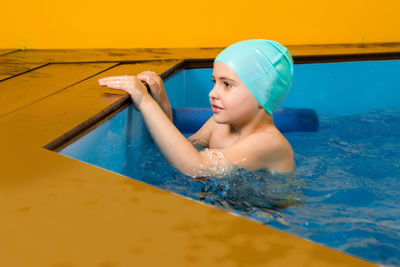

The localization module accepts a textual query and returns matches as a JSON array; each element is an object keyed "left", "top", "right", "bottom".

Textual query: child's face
[{"left": 210, "top": 62, "right": 260, "bottom": 125}]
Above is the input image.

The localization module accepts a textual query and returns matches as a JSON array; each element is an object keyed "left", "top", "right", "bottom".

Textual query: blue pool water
[
  {"left": 58, "top": 59, "right": 400, "bottom": 266},
  {"left": 278, "top": 108, "right": 400, "bottom": 266}
]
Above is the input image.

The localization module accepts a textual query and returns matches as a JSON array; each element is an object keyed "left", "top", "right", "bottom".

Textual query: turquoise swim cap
[{"left": 214, "top": 39, "right": 294, "bottom": 116}]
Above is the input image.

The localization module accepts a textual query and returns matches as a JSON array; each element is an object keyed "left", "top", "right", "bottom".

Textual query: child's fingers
[
  {"left": 98, "top": 75, "right": 132, "bottom": 84},
  {"left": 137, "top": 71, "right": 160, "bottom": 80},
  {"left": 99, "top": 76, "right": 134, "bottom": 86},
  {"left": 138, "top": 73, "right": 162, "bottom": 86},
  {"left": 137, "top": 75, "right": 157, "bottom": 88},
  {"left": 101, "top": 80, "right": 124, "bottom": 89},
  {"left": 99, "top": 77, "right": 146, "bottom": 92},
  {"left": 99, "top": 76, "right": 126, "bottom": 81},
  {"left": 137, "top": 72, "right": 157, "bottom": 80},
  {"left": 136, "top": 74, "right": 150, "bottom": 83}
]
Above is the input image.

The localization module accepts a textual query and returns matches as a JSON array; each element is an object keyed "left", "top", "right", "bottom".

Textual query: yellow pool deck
[{"left": 1, "top": 43, "right": 399, "bottom": 266}]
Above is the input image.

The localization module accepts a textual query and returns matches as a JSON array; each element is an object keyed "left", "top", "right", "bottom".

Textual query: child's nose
[{"left": 209, "top": 86, "right": 219, "bottom": 99}]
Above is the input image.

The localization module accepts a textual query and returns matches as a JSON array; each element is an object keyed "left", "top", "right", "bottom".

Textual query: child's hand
[
  {"left": 136, "top": 71, "right": 173, "bottom": 121},
  {"left": 136, "top": 71, "right": 168, "bottom": 107},
  {"left": 98, "top": 75, "right": 150, "bottom": 110}
]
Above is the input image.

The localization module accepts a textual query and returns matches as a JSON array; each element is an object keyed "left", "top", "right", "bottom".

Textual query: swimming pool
[{"left": 55, "top": 59, "right": 400, "bottom": 266}]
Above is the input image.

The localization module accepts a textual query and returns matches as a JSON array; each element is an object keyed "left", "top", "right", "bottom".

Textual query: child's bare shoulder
[
  {"left": 257, "top": 127, "right": 288, "bottom": 145},
  {"left": 250, "top": 129, "right": 294, "bottom": 171},
  {"left": 223, "top": 128, "right": 294, "bottom": 172}
]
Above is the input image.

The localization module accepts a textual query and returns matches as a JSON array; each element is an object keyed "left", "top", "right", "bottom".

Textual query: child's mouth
[{"left": 211, "top": 104, "right": 223, "bottom": 113}]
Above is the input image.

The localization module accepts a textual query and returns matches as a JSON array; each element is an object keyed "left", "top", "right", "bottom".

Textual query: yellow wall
[{"left": 0, "top": 0, "right": 399, "bottom": 49}]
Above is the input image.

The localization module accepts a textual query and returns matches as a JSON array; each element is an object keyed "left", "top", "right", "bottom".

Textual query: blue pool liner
[{"left": 172, "top": 107, "right": 319, "bottom": 133}]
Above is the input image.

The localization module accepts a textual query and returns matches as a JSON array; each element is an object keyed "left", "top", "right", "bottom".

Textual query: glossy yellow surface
[
  {"left": 0, "top": 49, "right": 377, "bottom": 266},
  {"left": 0, "top": 63, "right": 48, "bottom": 81},
  {"left": 1, "top": 0, "right": 399, "bottom": 49},
  {"left": 0, "top": 63, "right": 117, "bottom": 117}
]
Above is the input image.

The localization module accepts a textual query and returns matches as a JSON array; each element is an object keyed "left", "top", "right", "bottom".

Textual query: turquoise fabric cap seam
[{"left": 214, "top": 39, "right": 294, "bottom": 115}]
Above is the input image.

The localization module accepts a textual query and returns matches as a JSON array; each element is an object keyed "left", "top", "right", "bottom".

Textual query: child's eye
[
  {"left": 211, "top": 79, "right": 215, "bottom": 84},
  {"left": 224, "top": 82, "right": 231, "bottom": 88}
]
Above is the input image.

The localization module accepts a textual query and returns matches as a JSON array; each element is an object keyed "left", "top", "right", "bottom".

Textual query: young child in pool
[{"left": 98, "top": 39, "right": 295, "bottom": 176}]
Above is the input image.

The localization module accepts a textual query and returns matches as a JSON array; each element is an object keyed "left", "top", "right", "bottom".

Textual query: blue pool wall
[
  {"left": 60, "top": 107, "right": 152, "bottom": 175},
  {"left": 59, "top": 59, "right": 400, "bottom": 173}
]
